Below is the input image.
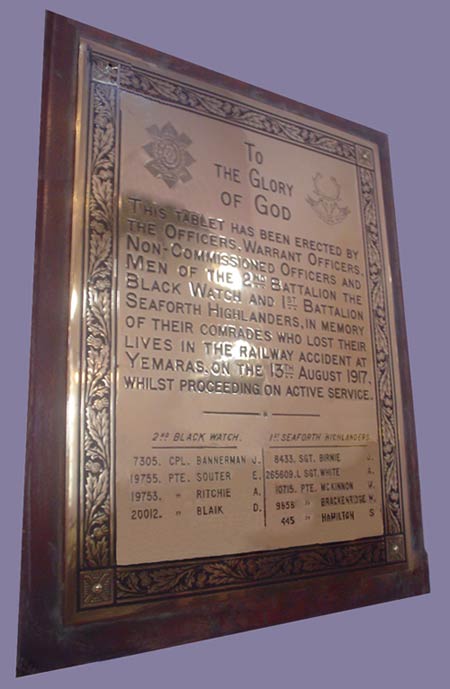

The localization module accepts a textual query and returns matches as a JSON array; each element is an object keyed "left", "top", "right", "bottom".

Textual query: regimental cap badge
[
  {"left": 143, "top": 122, "right": 195, "bottom": 188},
  {"left": 306, "top": 173, "right": 350, "bottom": 225}
]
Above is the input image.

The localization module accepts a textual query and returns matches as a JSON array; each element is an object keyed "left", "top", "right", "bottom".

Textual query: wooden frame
[{"left": 17, "top": 11, "right": 429, "bottom": 675}]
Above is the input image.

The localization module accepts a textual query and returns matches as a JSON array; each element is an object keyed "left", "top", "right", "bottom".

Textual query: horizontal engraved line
[
  {"left": 201, "top": 412, "right": 321, "bottom": 417},
  {"left": 269, "top": 444, "right": 369, "bottom": 449},
  {"left": 272, "top": 413, "right": 320, "bottom": 417},
  {"left": 152, "top": 445, "right": 239, "bottom": 450},
  {"left": 203, "top": 411, "right": 261, "bottom": 416}
]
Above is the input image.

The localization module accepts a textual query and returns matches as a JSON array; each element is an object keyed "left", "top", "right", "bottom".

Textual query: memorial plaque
[{"left": 17, "top": 12, "right": 429, "bottom": 675}]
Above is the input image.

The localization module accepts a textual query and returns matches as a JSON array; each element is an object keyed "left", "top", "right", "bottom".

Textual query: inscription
[{"left": 114, "top": 92, "right": 386, "bottom": 565}]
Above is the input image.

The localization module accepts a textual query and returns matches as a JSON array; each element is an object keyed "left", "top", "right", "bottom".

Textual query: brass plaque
[
  {"left": 70, "top": 45, "right": 402, "bottom": 589},
  {"left": 18, "top": 12, "right": 428, "bottom": 675}
]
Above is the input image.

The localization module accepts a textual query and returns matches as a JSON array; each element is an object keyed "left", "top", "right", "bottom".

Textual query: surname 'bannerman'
[{"left": 196, "top": 455, "right": 246, "bottom": 465}]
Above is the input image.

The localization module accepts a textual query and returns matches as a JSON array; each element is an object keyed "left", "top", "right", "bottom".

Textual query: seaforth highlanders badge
[
  {"left": 306, "top": 172, "right": 350, "bottom": 225},
  {"left": 143, "top": 122, "right": 195, "bottom": 188}
]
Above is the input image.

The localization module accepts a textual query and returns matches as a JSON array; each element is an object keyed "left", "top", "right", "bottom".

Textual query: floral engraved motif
[
  {"left": 306, "top": 173, "right": 351, "bottom": 225},
  {"left": 358, "top": 167, "right": 403, "bottom": 534},
  {"left": 82, "top": 82, "right": 116, "bottom": 568},
  {"left": 143, "top": 122, "right": 195, "bottom": 187},
  {"left": 116, "top": 539, "right": 385, "bottom": 600}
]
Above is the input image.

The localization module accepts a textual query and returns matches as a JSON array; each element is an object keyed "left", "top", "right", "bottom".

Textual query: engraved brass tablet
[{"left": 68, "top": 45, "right": 406, "bottom": 604}]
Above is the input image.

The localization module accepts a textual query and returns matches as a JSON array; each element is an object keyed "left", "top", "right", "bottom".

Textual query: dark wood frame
[{"left": 17, "top": 11, "right": 429, "bottom": 675}]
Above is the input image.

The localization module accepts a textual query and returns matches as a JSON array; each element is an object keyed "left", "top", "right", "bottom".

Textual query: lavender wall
[{"left": 3, "top": 0, "right": 447, "bottom": 685}]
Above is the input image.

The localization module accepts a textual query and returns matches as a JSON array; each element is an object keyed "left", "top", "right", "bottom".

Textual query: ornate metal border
[
  {"left": 80, "top": 76, "right": 117, "bottom": 572},
  {"left": 116, "top": 537, "right": 385, "bottom": 602},
  {"left": 78, "top": 49, "right": 405, "bottom": 608},
  {"left": 358, "top": 167, "right": 403, "bottom": 535}
]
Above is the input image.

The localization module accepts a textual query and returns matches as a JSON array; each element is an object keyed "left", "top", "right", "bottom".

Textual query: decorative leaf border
[
  {"left": 358, "top": 167, "right": 403, "bottom": 534},
  {"left": 78, "top": 50, "right": 404, "bottom": 606},
  {"left": 116, "top": 537, "right": 385, "bottom": 602},
  {"left": 118, "top": 61, "right": 361, "bottom": 165},
  {"left": 80, "top": 78, "right": 117, "bottom": 569}
]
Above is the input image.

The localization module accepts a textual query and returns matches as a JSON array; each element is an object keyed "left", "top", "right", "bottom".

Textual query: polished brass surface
[{"left": 66, "top": 41, "right": 408, "bottom": 613}]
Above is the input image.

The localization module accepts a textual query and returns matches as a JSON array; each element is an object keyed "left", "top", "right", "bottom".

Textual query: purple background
[{"left": 2, "top": 0, "right": 448, "bottom": 684}]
